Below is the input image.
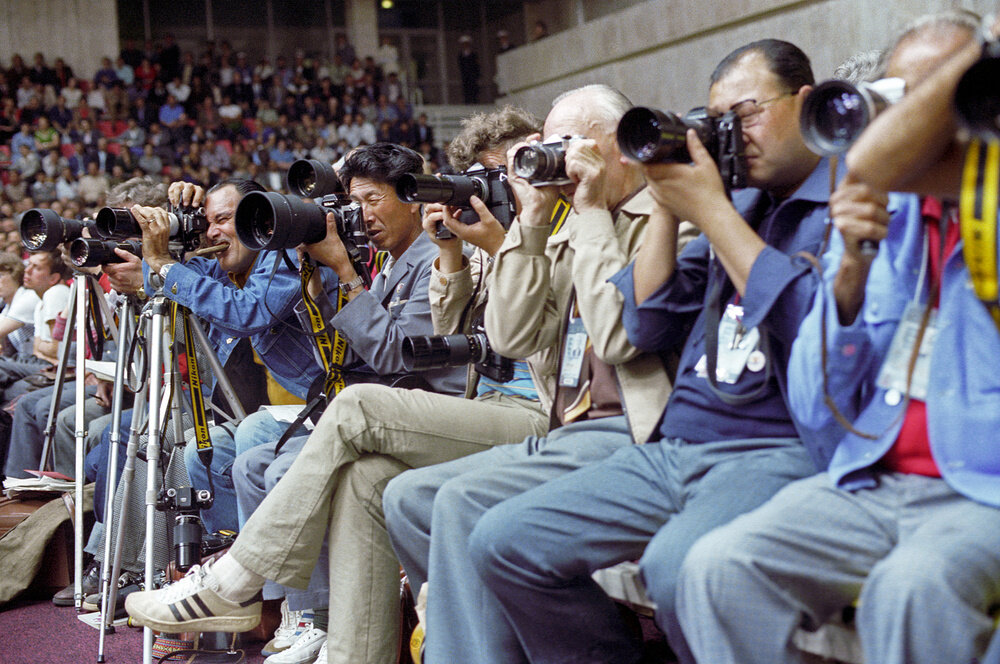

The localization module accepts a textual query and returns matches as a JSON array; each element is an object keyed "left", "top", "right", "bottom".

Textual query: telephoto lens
[
  {"left": 95, "top": 206, "right": 143, "bottom": 239},
  {"left": 69, "top": 238, "right": 142, "bottom": 268},
  {"left": 396, "top": 173, "right": 488, "bottom": 206},
  {"left": 19, "top": 208, "right": 90, "bottom": 252},
  {"left": 402, "top": 333, "right": 489, "bottom": 371},
  {"left": 234, "top": 191, "right": 329, "bottom": 251},
  {"left": 955, "top": 39, "right": 1000, "bottom": 139},
  {"left": 287, "top": 159, "right": 346, "bottom": 198},
  {"left": 617, "top": 107, "right": 698, "bottom": 163},
  {"left": 800, "top": 78, "right": 905, "bottom": 155}
]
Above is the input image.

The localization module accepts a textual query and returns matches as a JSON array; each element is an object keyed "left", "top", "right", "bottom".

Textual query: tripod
[
  {"left": 33, "top": 273, "right": 118, "bottom": 611},
  {"left": 93, "top": 288, "right": 246, "bottom": 664}
]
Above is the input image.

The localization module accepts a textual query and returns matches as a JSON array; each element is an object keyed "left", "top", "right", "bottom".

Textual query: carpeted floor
[{"left": 0, "top": 590, "right": 270, "bottom": 664}]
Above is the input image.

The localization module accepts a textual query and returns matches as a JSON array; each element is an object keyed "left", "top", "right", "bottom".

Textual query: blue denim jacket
[
  {"left": 143, "top": 249, "right": 329, "bottom": 399},
  {"left": 788, "top": 193, "right": 1000, "bottom": 508},
  {"left": 611, "top": 157, "right": 842, "bottom": 468}
]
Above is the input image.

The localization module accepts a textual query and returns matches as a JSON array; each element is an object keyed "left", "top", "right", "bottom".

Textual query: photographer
[
  {"left": 133, "top": 177, "right": 332, "bottom": 535},
  {"left": 677, "top": 14, "right": 1000, "bottom": 664},
  {"left": 124, "top": 128, "right": 530, "bottom": 664}
]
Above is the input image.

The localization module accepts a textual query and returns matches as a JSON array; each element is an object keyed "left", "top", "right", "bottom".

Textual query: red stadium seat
[
  {"left": 113, "top": 120, "right": 127, "bottom": 136},
  {"left": 60, "top": 143, "right": 75, "bottom": 158},
  {"left": 106, "top": 141, "right": 121, "bottom": 155},
  {"left": 97, "top": 120, "right": 114, "bottom": 137}
]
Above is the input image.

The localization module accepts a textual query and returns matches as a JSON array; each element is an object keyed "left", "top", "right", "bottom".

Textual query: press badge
[
  {"left": 695, "top": 304, "right": 761, "bottom": 384},
  {"left": 559, "top": 317, "right": 588, "bottom": 387},
  {"left": 876, "top": 302, "right": 938, "bottom": 401}
]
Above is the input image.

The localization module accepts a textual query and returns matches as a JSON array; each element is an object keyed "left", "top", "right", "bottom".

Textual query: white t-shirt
[
  {"left": 34, "top": 283, "right": 70, "bottom": 343},
  {"left": 2, "top": 287, "right": 40, "bottom": 355}
]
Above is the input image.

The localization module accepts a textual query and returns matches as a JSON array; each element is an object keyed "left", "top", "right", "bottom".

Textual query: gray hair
[
  {"left": 833, "top": 50, "right": 883, "bottom": 84},
  {"left": 877, "top": 9, "right": 980, "bottom": 77},
  {"left": 107, "top": 175, "right": 167, "bottom": 207},
  {"left": 551, "top": 84, "right": 633, "bottom": 129}
]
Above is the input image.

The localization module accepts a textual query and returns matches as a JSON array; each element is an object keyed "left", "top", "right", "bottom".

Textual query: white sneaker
[
  {"left": 313, "top": 641, "right": 328, "bottom": 664},
  {"left": 263, "top": 626, "right": 327, "bottom": 664},
  {"left": 262, "top": 600, "right": 306, "bottom": 656}
]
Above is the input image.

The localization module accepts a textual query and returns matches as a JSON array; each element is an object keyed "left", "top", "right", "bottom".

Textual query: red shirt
[{"left": 880, "top": 197, "right": 958, "bottom": 477}]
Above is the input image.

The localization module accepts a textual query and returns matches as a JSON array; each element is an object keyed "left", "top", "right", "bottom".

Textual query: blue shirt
[
  {"left": 611, "top": 157, "right": 840, "bottom": 469},
  {"left": 788, "top": 194, "right": 1000, "bottom": 508},
  {"left": 143, "top": 249, "right": 330, "bottom": 400}
]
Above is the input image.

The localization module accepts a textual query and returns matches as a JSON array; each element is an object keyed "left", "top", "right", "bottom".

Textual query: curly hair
[{"left": 446, "top": 105, "right": 542, "bottom": 172}]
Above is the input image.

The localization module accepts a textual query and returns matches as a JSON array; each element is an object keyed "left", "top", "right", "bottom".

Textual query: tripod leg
[
  {"left": 97, "top": 298, "right": 133, "bottom": 659},
  {"left": 74, "top": 276, "right": 88, "bottom": 615},
  {"left": 36, "top": 279, "right": 77, "bottom": 476}
]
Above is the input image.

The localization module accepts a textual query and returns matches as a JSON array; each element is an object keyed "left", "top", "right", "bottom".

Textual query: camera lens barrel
[
  {"left": 69, "top": 238, "right": 142, "bottom": 268},
  {"left": 402, "top": 333, "right": 488, "bottom": 371},
  {"left": 19, "top": 208, "right": 86, "bottom": 252},
  {"left": 173, "top": 514, "right": 202, "bottom": 573},
  {"left": 95, "top": 207, "right": 142, "bottom": 239},
  {"left": 512, "top": 143, "right": 567, "bottom": 182},
  {"left": 617, "top": 107, "right": 693, "bottom": 163},
  {"left": 800, "top": 79, "right": 902, "bottom": 156},
  {"left": 234, "top": 190, "right": 329, "bottom": 251},
  {"left": 395, "top": 173, "right": 486, "bottom": 207},
  {"left": 955, "top": 45, "right": 1000, "bottom": 139},
  {"left": 287, "top": 159, "right": 345, "bottom": 198}
]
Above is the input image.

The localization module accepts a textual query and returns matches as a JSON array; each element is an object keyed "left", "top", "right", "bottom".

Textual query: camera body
[
  {"left": 156, "top": 485, "right": 213, "bottom": 573},
  {"left": 617, "top": 107, "right": 748, "bottom": 192},
  {"left": 800, "top": 78, "right": 905, "bottom": 155},
  {"left": 955, "top": 38, "right": 1000, "bottom": 139},
  {"left": 402, "top": 320, "right": 515, "bottom": 383},
  {"left": 396, "top": 166, "right": 516, "bottom": 239},
  {"left": 96, "top": 205, "right": 208, "bottom": 253},
  {"left": 512, "top": 135, "right": 578, "bottom": 186}
]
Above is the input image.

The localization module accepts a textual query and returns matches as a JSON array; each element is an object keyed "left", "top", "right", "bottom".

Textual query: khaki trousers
[{"left": 230, "top": 382, "right": 549, "bottom": 664}]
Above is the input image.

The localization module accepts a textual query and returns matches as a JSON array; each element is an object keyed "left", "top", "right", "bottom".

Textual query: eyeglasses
[{"left": 727, "top": 93, "right": 795, "bottom": 128}]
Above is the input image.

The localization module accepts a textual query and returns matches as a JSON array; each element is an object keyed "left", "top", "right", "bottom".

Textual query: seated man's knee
[
  {"left": 861, "top": 547, "right": 975, "bottom": 610},
  {"left": 674, "top": 526, "right": 750, "bottom": 609}
]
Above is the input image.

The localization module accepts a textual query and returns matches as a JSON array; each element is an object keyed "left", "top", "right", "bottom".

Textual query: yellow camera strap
[
  {"left": 172, "top": 303, "right": 214, "bottom": 464},
  {"left": 550, "top": 196, "right": 571, "bottom": 235},
  {"left": 960, "top": 138, "right": 1000, "bottom": 329},
  {"left": 299, "top": 258, "right": 349, "bottom": 398}
]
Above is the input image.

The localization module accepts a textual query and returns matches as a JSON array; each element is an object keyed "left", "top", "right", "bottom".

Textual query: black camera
[
  {"left": 800, "top": 78, "right": 905, "bottom": 155},
  {"left": 396, "top": 166, "right": 516, "bottom": 238},
  {"left": 19, "top": 208, "right": 95, "bottom": 252},
  {"left": 69, "top": 238, "right": 142, "bottom": 268},
  {"left": 286, "top": 158, "right": 343, "bottom": 198},
  {"left": 617, "top": 107, "right": 748, "bottom": 191},
  {"left": 512, "top": 135, "right": 577, "bottom": 186},
  {"left": 95, "top": 205, "right": 208, "bottom": 251},
  {"left": 956, "top": 35, "right": 1000, "bottom": 139},
  {"left": 403, "top": 323, "right": 514, "bottom": 383},
  {"left": 156, "top": 485, "right": 213, "bottom": 573},
  {"left": 234, "top": 190, "right": 366, "bottom": 252}
]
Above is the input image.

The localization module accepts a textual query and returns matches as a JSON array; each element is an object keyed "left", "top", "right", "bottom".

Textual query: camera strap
[
  {"left": 174, "top": 303, "right": 215, "bottom": 469},
  {"left": 960, "top": 137, "right": 1000, "bottom": 330},
  {"left": 550, "top": 196, "right": 571, "bottom": 235}
]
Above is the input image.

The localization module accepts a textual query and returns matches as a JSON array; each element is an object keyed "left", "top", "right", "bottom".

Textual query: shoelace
[
  {"left": 274, "top": 611, "right": 305, "bottom": 639},
  {"left": 160, "top": 563, "right": 218, "bottom": 604}
]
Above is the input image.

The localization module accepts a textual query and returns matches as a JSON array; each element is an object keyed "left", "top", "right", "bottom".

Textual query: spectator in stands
[
  {"left": 60, "top": 77, "right": 82, "bottom": 109},
  {"left": 77, "top": 160, "right": 109, "bottom": 204},
  {"left": 676, "top": 14, "right": 1000, "bottom": 664},
  {"left": 10, "top": 123, "right": 35, "bottom": 154},
  {"left": 54, "top": 167, "right": 78, "bottom": 201},
  {"left": 3, "top": 171, "right": 28, "bottom": 204},
  {"left": 48, "top": 95, "right": 73, "bottom": 132},
  {"left": 0, "top": 253, "right": 37, "bottom": 358},
  {"left": 32, "top": 116, "right": 59, "bottom": 153},
  {"left": 40, "top": 149, "right": 67, "bottom": 178},
  {"left": 29, "top": 172, "right": 55, "bottom": 204},
  {"left": 11, "top": 144, "right": 40, "bottom": 179}
]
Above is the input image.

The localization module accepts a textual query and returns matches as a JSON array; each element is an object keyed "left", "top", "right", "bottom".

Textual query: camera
[
  {"left": 19, "top": 208, "right": 95, "bottom": 252},
  {"left": 68, "top": 238, "right": 142, "bottom": 268},
  {"left": 512, "top": 135, "right": 577, "bottom": 186},
  {"left": 800, "top": 78, "right": 905, "bottom": 155},
  {"left": 95, "top": 205, "right": 209, "bottom": 251},
  {"left": 616, "top": 107, "right": 748, "bottom": 191},
  {"left": 286, "top": 158, "right": 343, "bottom": 198},
  {"left": 396, "top": 166, "right": 516, "bottom": 238},
  {"left": 402, "top": 323, "right": 514, "bottom": 383},
  {"left": 234, "top": 190, "right": 366, "bottom": 252},
  {"left": 156, "top": 485, "right": 213, "bottom": 573},
  {"left": 955, "top": 36, "right": 1000, "bottom": 138}
]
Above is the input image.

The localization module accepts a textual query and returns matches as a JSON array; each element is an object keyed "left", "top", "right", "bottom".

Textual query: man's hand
[
  {"left": 643, "top": 129, "right": 731, "bottom": 228},
  {"left": 167, "top": 181, "right": 206, "bottom": 208},
  {"left": 831, "top": 173, "right": 890, "bottom": 325},
  {"left": 564, "top": 138, "right": 607, "bottom": 213},
  {"left": 103, "top": 248, "right": 144, "bottom": 293},
  {"left": 132, "top": 204, "right": 174, "bottom": 273},
  {"left": 300, "top": 211, "right": 357, "bottom": 281}
]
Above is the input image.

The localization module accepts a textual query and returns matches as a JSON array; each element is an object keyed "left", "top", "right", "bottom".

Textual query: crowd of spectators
[{"left": 0, "top": 35, "right": 442, "bottom": 257}]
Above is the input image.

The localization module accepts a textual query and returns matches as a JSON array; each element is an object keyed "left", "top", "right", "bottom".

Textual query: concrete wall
[
  {"left": 0, "top": 0, "right": 118, "bottom": 82},
  {"left": 497, "top": 0, "right": 993, "bottom": 117}
]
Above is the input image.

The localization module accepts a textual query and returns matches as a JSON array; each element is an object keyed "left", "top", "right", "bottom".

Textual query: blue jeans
[
  {"left": 469, "top": 436, "right": 815, "bottom": 664},
  {"left": 87, "top": 410, "right": 131, "bottom": 524},
  {"left": 382, "top": 416, "right": 636, "bottom": 664}
]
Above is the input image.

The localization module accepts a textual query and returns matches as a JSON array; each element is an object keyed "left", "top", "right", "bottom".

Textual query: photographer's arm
[{"left": 846, "top": 37, "right": 981, "bottom": 197}]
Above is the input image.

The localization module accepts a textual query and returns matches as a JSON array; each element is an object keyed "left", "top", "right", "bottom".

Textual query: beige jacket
[{"left": 484, "top": 187, "right": 697, "bottom": 444}]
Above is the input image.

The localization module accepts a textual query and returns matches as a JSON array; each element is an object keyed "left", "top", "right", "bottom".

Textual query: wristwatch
[
  {"left": 339, "top": 274, "right": 365, "bottom": 295},
  {"left": 149, "top": 262, "right": 175, "bottom": 289}
]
